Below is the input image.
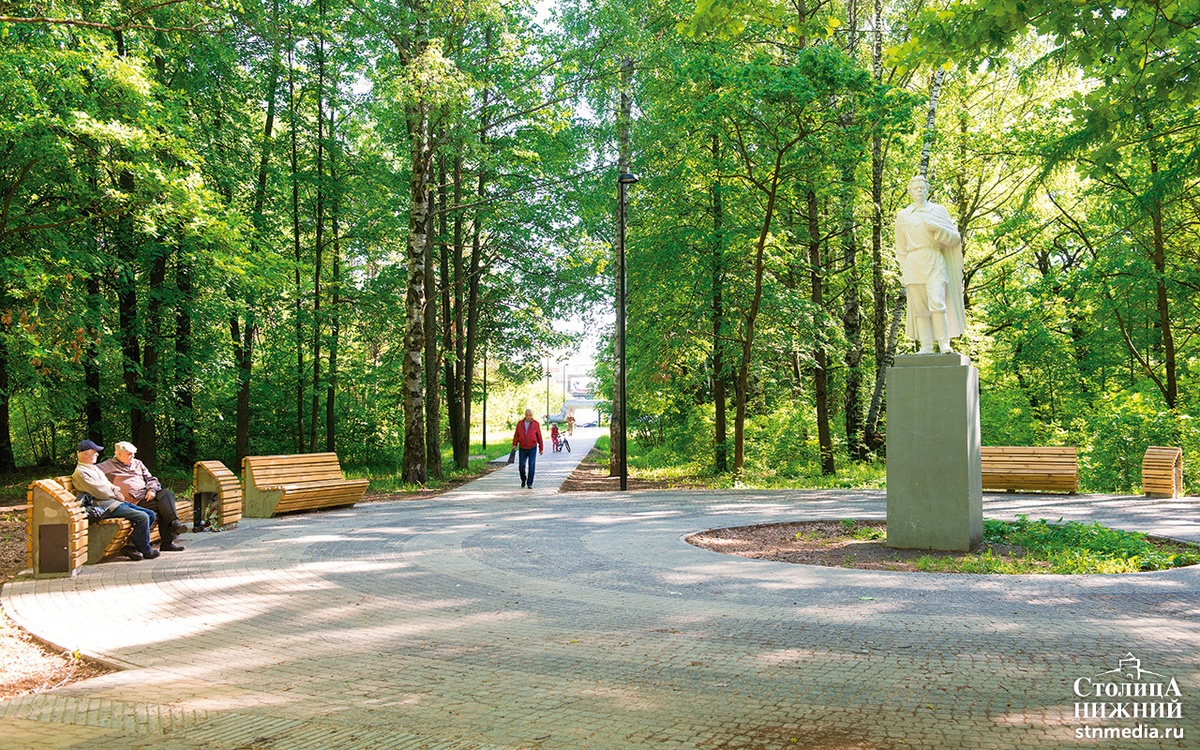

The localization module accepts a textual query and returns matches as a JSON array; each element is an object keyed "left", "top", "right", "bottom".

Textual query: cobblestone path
[{"left": 3, "top": 431, "right": 1198, "bottom": 748}]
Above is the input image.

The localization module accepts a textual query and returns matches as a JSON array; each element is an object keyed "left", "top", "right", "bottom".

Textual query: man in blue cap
[{"left": 71, "top": 439, "right": 160, "bottom": 561}]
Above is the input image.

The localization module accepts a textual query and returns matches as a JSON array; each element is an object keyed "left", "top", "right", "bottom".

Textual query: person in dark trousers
[
  {"left": 71, "top": 440, "right": 160, "bottom": 561},
  {"left": 512, "top": 409, "right": 544, "bottom": 488},
  {"left": 99, "top": 441, "right": 187, "bottom": 552}
]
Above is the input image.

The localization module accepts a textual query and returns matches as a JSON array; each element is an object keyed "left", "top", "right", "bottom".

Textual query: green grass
[
  {"left": 593, "top": 435, "right": 889, "bottom": 490},
  {"left": 349, "top": 441, "right": 512, "bottom": 495},
  {"left": 0, "top": 439, "right": 514, "bottom": 506},
  {"left": 911, "top": 515, "right": 1200, "bottom": 575}
]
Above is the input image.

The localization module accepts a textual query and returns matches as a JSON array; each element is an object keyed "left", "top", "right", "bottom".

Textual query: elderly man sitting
[
  {"left": 72, "top": 439, "right": 160, "bottom": 561},
  {"left": 99, "top": 441, "right": 187, "bottom": 552}
]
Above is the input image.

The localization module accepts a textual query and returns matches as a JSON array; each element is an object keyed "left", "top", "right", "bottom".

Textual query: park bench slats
[
  {"left": 242, "top": 452, "right": 367, "bottom": 517},
  {"left": 981, "top": 446, "right": 1078, "bottom": 493},
  {"left": 1142, "top": 446, "right": 1183, "bottom": 498}
]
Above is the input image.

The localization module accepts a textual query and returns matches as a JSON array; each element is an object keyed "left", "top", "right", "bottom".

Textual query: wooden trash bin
[
  {"left": 1142, "top": 446, "right": 1183, "bottom": 498},
  {"left": 192, "top": 460, "right": 244, "bottom": 529},
  {"left": 26, "top": 479, "right": 87, "bottom": 578}
]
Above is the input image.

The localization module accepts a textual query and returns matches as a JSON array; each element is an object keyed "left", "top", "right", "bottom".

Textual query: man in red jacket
[{"left": 512, "top": 408, "right": 544, "bottom": 488}]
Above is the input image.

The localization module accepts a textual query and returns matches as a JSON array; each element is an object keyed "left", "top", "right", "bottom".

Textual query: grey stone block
[{"left": 886, "top": 353, "right": 982, "bottom": 551}]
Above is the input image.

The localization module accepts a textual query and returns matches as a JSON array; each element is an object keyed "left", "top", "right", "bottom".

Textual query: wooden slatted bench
[
  {"left": 981, "top": 446, "right": 1078, "bottom": 493},
  {"left": 192, "top": 460, "right": 244, "bottom": 528},
  {"left": 1142, "top": 446, "right": 1183, "bottom": 498},
  {"left": 26, "top": 479, "right": 89, "bottom": 578},
  {"left": 53, "top": 475, "right": 194, "bottom": 562},
  {"left": 242, "top": 452, "right": 368, "bottom": 517}
]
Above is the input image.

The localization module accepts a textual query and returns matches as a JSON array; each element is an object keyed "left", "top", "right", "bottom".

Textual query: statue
[{"left": 893, "top": 175, "right": 967, "bottom": 353}]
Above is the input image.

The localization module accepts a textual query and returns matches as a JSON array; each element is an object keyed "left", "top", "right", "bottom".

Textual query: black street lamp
[
  {"left": 545, "top": 357, "right": 551, "bottom": 422},
  {"left": 481, "top": 346, "right": 487, "bottom": 450},
  {"left": 616, "top": 171, "right": 638, "bottom": 491}
]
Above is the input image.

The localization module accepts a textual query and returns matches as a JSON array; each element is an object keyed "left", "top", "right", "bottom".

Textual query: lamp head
[{"left": 618, "top": 172, "right": 639, "bottom": 185}]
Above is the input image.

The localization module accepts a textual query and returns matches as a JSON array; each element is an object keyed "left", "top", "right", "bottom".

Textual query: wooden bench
[
  {"left": 26, "top": 479, "right": 89, "bottom": 578},
  {"left": 242, "top": 452, "right": 368, "bottom": 517},
  {"left": 1142, "top": 446, "right": 1183, "bottom": 498},
  {"left": 192, "top": 460, "right": 244, "bottom": 528},
  {"left": 54, "top": 475, "right": 193, "bottom": 562},
  {"left": 981, "top": 446, "right": 1078, "bottom": 493}
]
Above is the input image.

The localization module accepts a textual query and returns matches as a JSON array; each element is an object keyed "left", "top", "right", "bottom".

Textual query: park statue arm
[{"left": 927, "top": 204, "right": 962, "bottom": 250}]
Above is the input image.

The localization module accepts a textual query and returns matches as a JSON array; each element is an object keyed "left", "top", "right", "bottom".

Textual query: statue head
[{"left": 907, "top": 175, "right": 929, "bottom": 204}]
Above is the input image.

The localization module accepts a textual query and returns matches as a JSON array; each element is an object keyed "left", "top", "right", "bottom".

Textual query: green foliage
[{"left": 976, "top": 516, "right": 1200, "bottom": 573}]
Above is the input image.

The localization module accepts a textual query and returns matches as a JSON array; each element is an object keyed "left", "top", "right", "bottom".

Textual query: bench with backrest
[
  {"left": 1142, "top": 446, "right": 1183, "bottom": 498},
  {"left": 54, "top": 475, "right": 193, "bottom": 560},
  {"left": 981, "top": 446, "right": 1078, "bottom": 494},
  {"left": 242, "top": 452, "right": 368, "bottom": 517},
  {"left": 192, "top": 460, "right": 244, "bottom": 528}
]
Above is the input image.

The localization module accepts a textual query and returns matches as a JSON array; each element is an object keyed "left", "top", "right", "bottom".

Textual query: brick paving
[{"left": 2, "top": 428, "right": 1198, "bottom": 749}]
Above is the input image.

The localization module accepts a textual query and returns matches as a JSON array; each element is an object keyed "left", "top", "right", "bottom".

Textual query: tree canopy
[{"left": 1, "top": 0, "right": 1197, "bottom": 493}]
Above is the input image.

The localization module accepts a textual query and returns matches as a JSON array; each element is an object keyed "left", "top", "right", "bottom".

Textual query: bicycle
[{"left": 552, "top": 433, "right": 571, "bottom": 453}]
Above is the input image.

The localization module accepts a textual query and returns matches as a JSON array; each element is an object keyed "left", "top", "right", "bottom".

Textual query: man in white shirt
[
  {"left": 893, "top": 175, "right": 967, "bottom": 353},
  {"left": 71, "top": 439, "right": 159, "bottom": 561},
  {"left": 99, "top": 441, "right": 186, "bottom": 552}
]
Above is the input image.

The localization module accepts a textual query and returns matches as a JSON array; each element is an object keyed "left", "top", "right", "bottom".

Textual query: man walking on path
[{"left": 512, "top": 409, "right": 544, "bottom": 488}]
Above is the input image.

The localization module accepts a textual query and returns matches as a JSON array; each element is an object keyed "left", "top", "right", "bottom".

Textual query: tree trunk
[
  {"left": 442, "top": 156, "right": 464, "bottom": 469},
  {"left": 424, "top": 179, "right": 442, "bottom": 480},
  {"left": 326, "top": 103, "right": 339, "bottom": 453},
  {"left": 236, "top": 28, "right": 280, "bottom": 467},
  {"left": 808, "top": 190, "right": 836, "bottom": 475},
  {"left": 709, "top": 133, "right": 727, "bottom": 474},
  {"left": 309, "top": 7, "right": 326, "bottom": 453},
  {"left": 0, "top": 314, "right": 14, "bottom": 471},
  {"left": 461, "top": 26, "right": 493, "bottom": 466},
  {"left": 288, "top": 34, "right": 305, "bottom": 453},
  {"left": 174, "top": 252, "right": 195, "bottom": 465},
  {"left": 84, "top": 272, "right": 104, "bottom": 445},
  {"left": 864, "top": 0, "right": 887, "bottom": 453},
  {"left": 1149, "top": 159, "right": 1177, "bottom": 409},
  {"left": 115, "top": 168, "right": 145, "bottom": 450},
  {"left": 733, "top": 161, "right": 782, "bottom": 474},
  {"left": 402, "top": 101, "right": 431, "bottom": 484},
  {"left": 135, "top": 250, "right": 167, "bottom": 471},
  {"left": 450, "top": 155, "right": 468, "bottom": 469}
]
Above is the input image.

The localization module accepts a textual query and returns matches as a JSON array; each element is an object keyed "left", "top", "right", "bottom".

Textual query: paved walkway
[{"left": 2, "top": 429, "right": 1198, "bottom": 749}]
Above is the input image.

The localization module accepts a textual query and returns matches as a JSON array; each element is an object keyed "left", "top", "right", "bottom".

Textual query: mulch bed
[{"left": 687, "top": 520, "right": 1032, "bottom": 572}]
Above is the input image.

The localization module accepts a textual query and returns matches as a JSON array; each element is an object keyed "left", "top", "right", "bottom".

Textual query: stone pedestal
[{"left": 886, "top": 353, "right": 982, "bottom": 552}]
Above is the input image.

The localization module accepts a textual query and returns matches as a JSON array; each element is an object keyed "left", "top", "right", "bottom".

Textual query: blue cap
[{"left": 77, "top": 439, "right": 104, "bottom": 453}]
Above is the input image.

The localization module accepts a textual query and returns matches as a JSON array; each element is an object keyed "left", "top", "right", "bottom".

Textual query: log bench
[
  {"left": 192, "top": 460, "right": 244, "bottom": 528},
  {"left": 981, "top": 446, "right": 1078, "bottom": 493},
  {"left": 1142, "top": 446, "right": 1183, "bottom": 498},
  {"left": 242, "top": 452, "right": 368, "bottom": 517}
]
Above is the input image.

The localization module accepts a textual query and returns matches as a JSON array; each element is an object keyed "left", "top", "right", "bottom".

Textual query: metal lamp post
[
  {"left": 482, "top": 346, "right": 487, "bottom": 450},
  {"left": 545, "top": 357, "right": 551, "bottom": 422},
  {"left": 616, "top": 172, "right": 638, "bottom": 491}
]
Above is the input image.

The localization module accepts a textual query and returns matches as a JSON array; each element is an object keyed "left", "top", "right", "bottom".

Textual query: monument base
[{"left": 885, "top": 353, "right": 982, "bottom": 552}]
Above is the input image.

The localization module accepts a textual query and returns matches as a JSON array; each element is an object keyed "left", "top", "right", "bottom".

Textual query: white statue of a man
[{"left": 893, "top": 175, "right": 967, "bottom": 353}]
